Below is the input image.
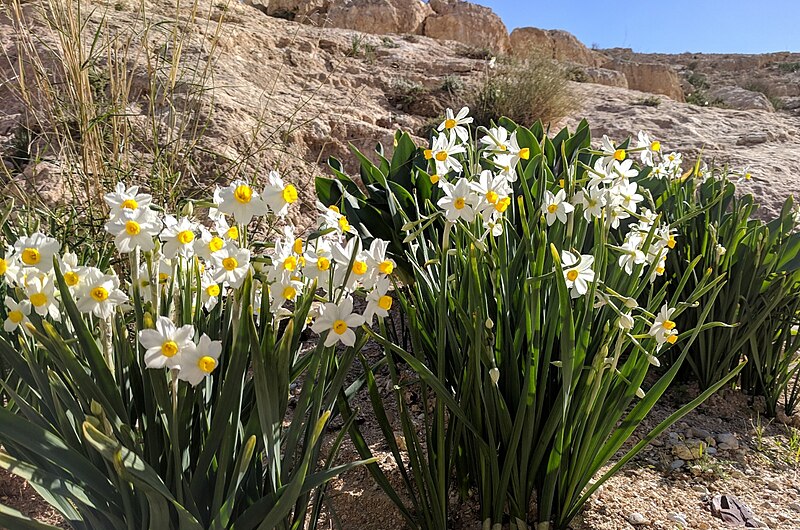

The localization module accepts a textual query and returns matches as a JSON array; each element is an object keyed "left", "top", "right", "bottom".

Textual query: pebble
[
  {"left": 767, "top": 480, "right": 780, "bottom": 491},
  {"left": 692, "top": 484, "right": 710, "bottom": 494},
  {"left": 688, "top": 427, "right": 712, "bottom": 439},
  {"left": 668, "top": 512, "right": 688, "bottom": 527},
  {"left": 627, "top": 512, "right": 650, "bottom": 525},
  {"left": 706, "top": 446, "right": 717, "bottom": 455},
  {"left": 690, "top": 465, "right": 703, "bottom": 476},
  {"left": 671, "top": 459, "right": 685, "bottom": 470},
  {"left": 716, "top": 432, "right": 739, "bottom": 450},
  {"left": 790, "top": 502, "right": 800, "bottom": 512},
  {"left": 698, "top": 523, "right": 711, "bottom": 530},
  {"left": 672, "top": 439, "right": 707, "bottom": 460}
]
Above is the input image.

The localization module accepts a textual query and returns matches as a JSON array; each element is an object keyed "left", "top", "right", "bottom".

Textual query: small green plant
[
  {"left": 634, "top": 96, "right": 662, "bottom": 107},
  {"left": 777, "top": 62, "right": 800, "bottom": 73},
  {"left": 752, "top": 414, "right": 766, "bottom": 452}
]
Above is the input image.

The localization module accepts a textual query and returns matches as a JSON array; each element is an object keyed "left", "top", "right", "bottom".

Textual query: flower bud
[
  {"left": 485, "top": 317, "right": 494, "bottom": 329},
  {"left": 618, "top": 313, "right": 634, "bottom": 330},
  {"left": 489, "top": 367, "right": 500, "bottom": 385},
  {"left": 624, "top": 297, "right": 638, "bottom": 309}
]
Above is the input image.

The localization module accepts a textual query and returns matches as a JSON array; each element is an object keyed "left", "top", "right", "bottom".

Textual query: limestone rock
[
  {"left": 605, "top": 60, "right": 685, "bottom": 102},
  {"left": 708, "top": 85, "right": 774, "bottom": 111},
  {"left": 424, "top": 0, "right": 510, "bottom": 53},
  {"left": 580, "top": 66, "right": 628, "bottom": 88},
  {"left": 671, "top": 439, "right": 707, "bottom": 460},
  {"left": 510, "top": 27, "right": 602, "bottom": 66},
  {"left": 326, "top": 0, "right": 432, "bottom": 35}
]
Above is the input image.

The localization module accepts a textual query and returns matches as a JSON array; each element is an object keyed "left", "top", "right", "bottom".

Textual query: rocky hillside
[{"left": 2, "top": 0, "right": 799, "bottom": 220}]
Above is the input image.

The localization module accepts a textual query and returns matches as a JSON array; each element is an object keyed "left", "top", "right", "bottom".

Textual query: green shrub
[{"left": 468, "top": 56, "right": 576, "bottom": 129}]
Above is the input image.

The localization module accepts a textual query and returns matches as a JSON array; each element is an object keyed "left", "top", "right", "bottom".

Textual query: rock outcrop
[
  {"left": 326, "top": 0, "right": 432, "bottom": 35},
  {"left": 581, "top": 67, "right": 628, "bottom": 88},
  {"left": 422, "top": 0, "right": 510, "bottom": 53},
  {"left": 707, "top": 86, "right": 774, "bottom": 112},
  {"left": 605, "top": 60, "right": 685, "bottom": 102},
  {"left": 509, "top": 27, "right": 602, "bottom": 67}
]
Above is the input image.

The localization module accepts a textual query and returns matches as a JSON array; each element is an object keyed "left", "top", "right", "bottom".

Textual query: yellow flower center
[
  {"left": 222, "top": 257, "right": 238, "bottom": 271},
  {"left": 159, "top": 272, "right": 170, "bottom": 284},
  {"left": 209, "top": 237, "right": 225, "bottom": 253},
  {"left": 329, "top": 205, "right": 340, "bottom": 214},
  {"left": 745, "top": 172, "right": 752, "bottom": 180},
  {"left": 656, "top": 266, "right": 665, "bottom": 275},
  {"left": 332, "top": 319, "right": 348, "bottom": 335},
  {"left": 8, "top": 310, "right": 23, "bottom": 324},
  {"left": 430, "top": 174, "right": 440, "bottom": 184},
  {"left": 485, "top": 190, "right": 498, "bottom": 204},
  {"left": 435, "top": 151, "right": 448, "bottom": 162},
  {"left": 614, "top": 149, "right": 626, "bottom": 161},
  {"left": 519, "top": 147, "right": 530, "bottom": 160},
  {"left": 29, "top": 292, "right": 47, "bottom": 307},
  {"left": 454, "top": 197, "right": 465, "bottom": 210},
  {"left": 317, "top": 257, "right": 331, "bottom": 271},
  {"left": 282, "top": 286, "right": 297, "bottom": 300},
  {"left": 559, "top": 179, "right": 565, "bottom": 188},
  {"left": 282, "top": 184, "right": 298, "bottom": 204},
  {"left": 90, "top": 286, "right": 109, "bottom": 302},
  {"left": 338, "top": 216, "right": 351, "bottom": 233},
  {"left": 378, "top": 295, "right": 393, "bottom": 311},
  {"left": 22, "top": 248, "right": 41, "bottom": 266},
  {"left": 650, "top": 141, "right": 661, "bottom": 152},
  {"left": 206, "top": 284, "right": 220, "bottom": 297},
  {"left": 662, "top": 320, "right": 676, "bottom": 330},
  {"left": 198, "top": 356, "right": 217, "bottom": 373},
  {"left": 161, "top": 340, "right": 179, "bottom": 357},
  {"left": 227, "top": 226, "right": 239, "bottom": 240},
  {"left": 498, "top": 144, "right": 507, "bottom": 151},
  {"left": 177, "top": 230, "right": 195, "bottom": 245},
  {"left": 379, "top": 260, "right": 394, "bottom": 275},
  {"left": 667, "top": 236, "right": 676, "bottom": 249},
  {"left": 0, "top": 258, "right": 7, "bottom": 275},
  {"left": 566, "top": 269, "right": 579, "bottom": 281},
  {"left": 423, "top": 149, "right": 433, "bottom": 160},
  {"left": 293, "top": 238, "right": 304, "bottom": 254},
  {"left": 495, "top": 197, "right": 511, "bottom": 213},
  {"left": 666, "top": 334, "right": 678, "bottom": 344},
  {"left": 352, "top": 261, "right": 368, "bottom": 275},
  {"left": 233, "top": 184, "right": 253, "bottom": 204},
  {"left": 444, "top": 118, "right": 457, "bottom": 129},
  {"left": 121, "top": 198, "right": 138, "bottom": 210},
  {"left": 283, "top": 256, "right": 298, "bottom": 271},
  {"left": 125, "top": 220, "right": 141, "bottom": 236},
  {"left": 547, "top": 204, "right": 558, "bottom": 214},
  {"left": 64, "top": 271, "right": 80, "bottom": 286}
]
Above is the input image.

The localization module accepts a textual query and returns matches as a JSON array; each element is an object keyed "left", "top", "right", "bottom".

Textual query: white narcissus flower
[
  {"left": 613, "top": 180, "right": 644, "bottom": 214},
  {"left": 311, "top": 297, "right": 365, "bottom": 347},
  {"left": 363, "top": 238, "right": 395, "bottom": 289},
  {"left": 316, "top": 203, "right": 352, "bottom": 236},
  {"left": 332, "top": 237, "right": 369, "bottom": 292},
  {"left": 160, "top": 216, "right": 198, "bottom": 259},
  {"left": 596, "top": 135, "right": 627, "bottom": 173},
  {"left": 13, "top": 233, "right": 60, "bottom": 273},
  {"left": 649, "top": 304, "right": 678, "bottom": 345},
  {"left": 138, "top": 316, "right": 195, "bottom": 369},
  {"left": 575, "top": 186, "right": 606, "bottom": 222},
  {"left": 194, "top": 226, "right": 227, "bottom": 261},
  {"left": 618, "top": 312, "right": 635, "bottom": 330},
  {"left": 561, "top": 250, "right": 595, "bottom": 298},
  {"left": 211, "top": 245, "right": 251, "bottom": 288},
  {"left": 438, "top": 178, "right": 477, "bottom": 223},
  {"left": 217, "top": 180, "right": 266, "bottom": 224},
  {"left": 542, "top": 189, "right": 574, "bottom": 226},
  {"left": 636, "top": 131, "right": 661, "bottom": 167},
  {"left": 60, "top": 252, "right": 87, "bottom": 292},
  {"left": 104, "top": 182, "right": 153, "bottom": 219},
  {"left": 25, "top": 274, "right": 60, "bottom": 320},
  {"left": 491, "top": 153, "right": 518, "bottom": 182},
  {"left": 177, "top": 334, "right": 222, "bottom": 386},
  {"left": 269, "top": 275, "right": 303, "bottom": 312},
  {"left": 470, "top": 170, "right": 512, "bottom": 217},
  {"left": 105, "top": 208, "right": 162, "bottom": 253},
  {"left": 618, "top": 232, "right": 646, "bottom": 276},
  {"left": 75, "top": 268, "right": 128, "bottom": 319},
  {"left": 437, "top": 106, "right": 473, "bottom": 143},
  {"left": 363, "top": 277, "right": 393, "bottom": 324},
  {"left": 3, "top": 296, "right": 31, "bottom": 333},
  {"left": 201, "top": 271, "right": 222, "bottom": 311},
  {"left": 262, "top": 170, "right": 298, "bottom": 217},
  {"left": 479, "top": 126, "right": 510, "bottom": 155},
  {"left": 428, "top": 133, "right": 466, "bottom": 176},
  {"left": 664, "top": 151, "right": 682, "bottom": 169}
]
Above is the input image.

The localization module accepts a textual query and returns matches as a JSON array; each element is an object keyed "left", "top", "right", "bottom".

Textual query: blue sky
[{"left": 480, "top": 1, "right": 800, "bottom": 54}]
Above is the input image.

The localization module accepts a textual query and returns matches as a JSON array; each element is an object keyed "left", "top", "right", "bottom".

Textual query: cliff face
[{"left": 2, "top": 0, "right": 799, "bottom": 221}]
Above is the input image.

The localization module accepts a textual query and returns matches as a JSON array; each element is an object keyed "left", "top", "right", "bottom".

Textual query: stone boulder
[
  {"left": 244, "top": 0, "right": 329, "bottom": 21},
  {"left": 580, "top": 66, "right": 628, "bottom": 88},
  {"left": 708, "top": 85, "right": 774, "bottom": 112},
  {"left": 510, "top": 27, "right": 602, "bottom": 67},
  {"left": 326, "top": 0, "right": 432, "bottom": 35},
  {"left": 424, "top": 0, "right": 510, "bottom": 53},
  {"left": 605, "top": 60, "right": 684, "bottom": 102}
]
